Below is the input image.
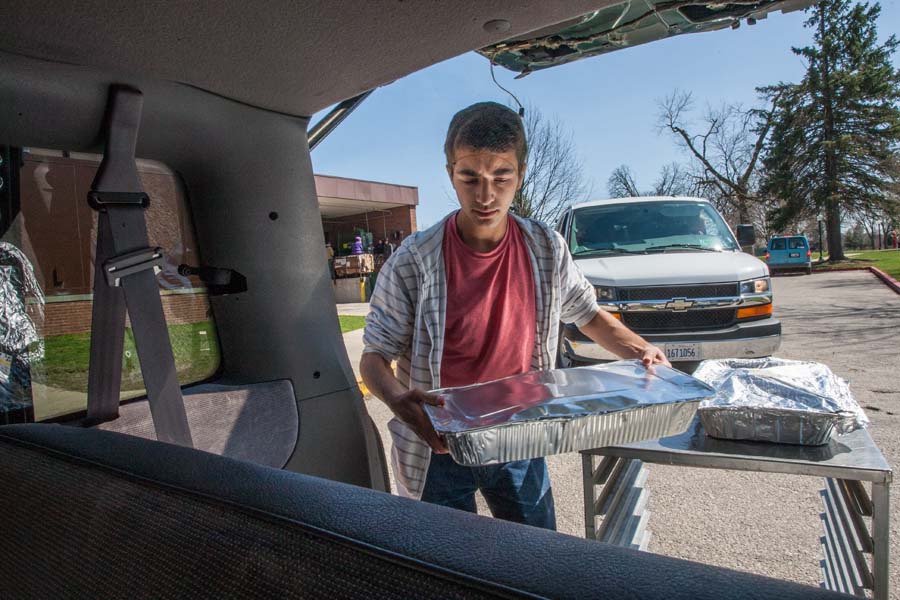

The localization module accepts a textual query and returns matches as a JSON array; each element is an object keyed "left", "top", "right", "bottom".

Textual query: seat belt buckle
[
  {"left": 88, "top": 191, "right": 150, "bottom": 211},
  {"left": 103, "top": 247, "right": 166, "bottom": 287}
]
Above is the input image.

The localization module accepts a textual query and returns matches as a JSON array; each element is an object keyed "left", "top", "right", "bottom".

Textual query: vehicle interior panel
[
  {"left": 1, "top": 50, "right": 386, "bottom": 489},
  {"left": 96, "top": 380, "right": 298, "bottom": 469},
  {"left": 0, "top": 1, "right": 610, "bottom": 116}
]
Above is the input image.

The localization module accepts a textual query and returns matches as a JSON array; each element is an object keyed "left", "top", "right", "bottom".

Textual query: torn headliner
[{"left": 0, "top": 1, "right": 612, "bottom": 117}]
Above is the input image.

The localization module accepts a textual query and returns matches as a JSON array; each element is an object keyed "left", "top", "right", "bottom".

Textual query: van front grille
[
  {"left": 618, "top": 284, "right": 739, "bottom": 301},
  {"left": 623, "top": 309, "right": 737, "bottom": 333}
]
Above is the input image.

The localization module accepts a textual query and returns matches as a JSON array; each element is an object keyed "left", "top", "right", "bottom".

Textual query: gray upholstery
[
  {"left": 97, "top": 380, "right": 298, "bottom": 468},
  {"left": 0, "top": 2, "right": 611, "bottom": 115},
  {"left": 0, "top": 424, "right": 852, "bottom": 600}
]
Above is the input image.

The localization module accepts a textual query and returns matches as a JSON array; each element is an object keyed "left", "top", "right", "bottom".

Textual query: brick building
[{"left": 316, "top": 174, "right": 418, "bottom": 254}]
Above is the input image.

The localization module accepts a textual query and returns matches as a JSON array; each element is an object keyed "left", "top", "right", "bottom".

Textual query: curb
[
  {"left": 870, "top": 267, "right": 900, "bottom": 294},
  {"left": 812, "top": 266, "right": 869, "bottom": 273},
  {"left": 813, "top": 265, "right": 900, "bottom": 295}
]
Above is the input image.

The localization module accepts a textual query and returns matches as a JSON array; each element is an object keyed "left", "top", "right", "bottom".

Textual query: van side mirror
[{"left": 736, "top": 224, "right": 756, "bottom": 248}]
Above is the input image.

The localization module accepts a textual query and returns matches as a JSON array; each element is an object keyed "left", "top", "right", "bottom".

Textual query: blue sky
[{"left": 311, "top": 3, "right": 900, "bottom": 230}]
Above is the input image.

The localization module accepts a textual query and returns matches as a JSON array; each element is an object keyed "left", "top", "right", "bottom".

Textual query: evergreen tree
[{"left": 761, "top": 0, "right": 900, "bottom": 261}]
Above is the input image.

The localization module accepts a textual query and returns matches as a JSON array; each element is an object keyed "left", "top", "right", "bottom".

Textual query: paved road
[
  {"left": 336, "top": 302, "right": 370, "bottom": 317},
  {"left": 357, "top": 270, "right": 900, "bottom": 590}
]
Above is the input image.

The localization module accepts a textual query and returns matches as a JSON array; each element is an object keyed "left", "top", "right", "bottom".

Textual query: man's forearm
[
  {"left": 360, "top": 352, "right": 407, "bottom": 407},
  {"left": 359, "top": 351, "right": 449, "bottom": 453},
  {"left": 578, "top": 310, "right": 653, "bottom": 359}
]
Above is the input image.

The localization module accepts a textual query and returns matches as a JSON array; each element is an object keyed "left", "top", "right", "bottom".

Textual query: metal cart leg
[
  {"left": 820, "top": 477, "right": 890, "bottom": 599},
  {"left": 581, "top": 454, "right": 617, "bottom": 540},
  {"left": 581, "top": 453, "right": 650, "bottom": 550},
  {"left": 582, "top": 453, "right": 597, "bottom": 540},
  {"left": 872, "top": 482, "right": 889, "bottom": 600}
]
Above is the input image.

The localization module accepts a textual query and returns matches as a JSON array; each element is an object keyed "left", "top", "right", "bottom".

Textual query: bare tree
[
  {"left": 607, "top": 165, "right": 640, "bottom": 198},
  {"left": 657, "top": 90, "right": 781, "bottom": 224},
  {"left": 607, "top": 162, "right": 696, "bottom": 198},
  {"left": 743, "top": 198, "right": 786, "bottom": 242},
  {"left": 856, "top": 202, "right": 900, "bottom": 249},
  {"left": 652, "top": 162, "right": 695, "bottom": 196},
  {"left": 513, "top": 105, "right": 590, "bottom": 225}
]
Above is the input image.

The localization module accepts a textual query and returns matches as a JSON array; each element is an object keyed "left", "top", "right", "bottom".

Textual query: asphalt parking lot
[{"left": 360, "top": 269, "right": 900, "bottom": 590}]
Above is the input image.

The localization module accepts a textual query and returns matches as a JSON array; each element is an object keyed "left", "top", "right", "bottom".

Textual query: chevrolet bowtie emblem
[{"left": 665, "top": 298, "right": 694, "bottom": 311}]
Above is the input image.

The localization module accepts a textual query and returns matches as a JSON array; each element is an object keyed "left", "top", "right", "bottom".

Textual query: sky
[{"left": 310, "top": 2, "right": 900, "bottom": 230}]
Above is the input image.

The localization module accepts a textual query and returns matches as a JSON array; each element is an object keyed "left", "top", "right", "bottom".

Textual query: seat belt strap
[
  {"left": 85, "top": 86, "right": 193, "bottom": 447},
  {"left": 85, "top": 209, "right": 126, "bottom": 423}
]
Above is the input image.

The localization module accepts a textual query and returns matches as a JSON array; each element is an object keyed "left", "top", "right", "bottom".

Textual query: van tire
[
  {"left": 556, "top": 327, "right": 570, "bottom": 368},
  {"left": 805, "top": 266, "right": 812, "bottom": 275}
]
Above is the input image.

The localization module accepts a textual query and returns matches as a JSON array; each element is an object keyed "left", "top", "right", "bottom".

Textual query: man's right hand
[
  {"left": 386, "top": 389, "right": 449, "bottom": 454},
  {"left": 360, "top": 352, "right": 449, "bottom": 454}
]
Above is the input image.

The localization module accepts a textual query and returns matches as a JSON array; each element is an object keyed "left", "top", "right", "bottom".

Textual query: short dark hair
[{"left": 444, "top": 102, "right": 527, "bottom": 169}]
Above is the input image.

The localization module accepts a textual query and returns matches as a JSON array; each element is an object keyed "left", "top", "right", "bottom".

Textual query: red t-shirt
[{"left": 440, "top": 214, "right": 536, "bottom": 388}]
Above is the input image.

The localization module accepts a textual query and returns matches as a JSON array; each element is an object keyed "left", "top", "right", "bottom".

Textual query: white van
[{"left": 556, "top": 196, "right": 781, "bottom": 368}]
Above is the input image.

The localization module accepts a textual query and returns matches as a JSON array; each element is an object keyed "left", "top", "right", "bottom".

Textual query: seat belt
[{"left": 85, "top": 86, "right": 193, "bottom": 447}]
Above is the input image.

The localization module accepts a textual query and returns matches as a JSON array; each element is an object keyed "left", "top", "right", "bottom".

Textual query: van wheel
[
  {"left": 556, "top": 328, "right": 570, "bottom": 368},
  {"left": 806, "top": 267, "right": 812, "bottom": 275},
  {"left": 674, "top": 361, "right": 701, "bottom": 375}
]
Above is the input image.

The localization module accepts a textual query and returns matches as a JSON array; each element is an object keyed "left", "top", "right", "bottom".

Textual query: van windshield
[{"left": 569, "top": 201, "right": 739, "bottom": 256}]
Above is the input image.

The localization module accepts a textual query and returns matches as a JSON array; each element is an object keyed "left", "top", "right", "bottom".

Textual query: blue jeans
[{"left": 420, "top": 453, "right": 556, "bottom": 530}]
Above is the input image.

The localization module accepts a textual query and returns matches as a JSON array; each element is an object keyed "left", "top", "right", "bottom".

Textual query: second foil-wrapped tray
[
  {"left": 692, "top": 358, "right": 868, "bottom": 446},
  {"left": 424, "top": 360, "right": 715, "bottom": 466}
]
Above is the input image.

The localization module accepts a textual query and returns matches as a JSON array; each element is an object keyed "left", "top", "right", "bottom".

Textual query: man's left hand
[
  {"left": 577, "top": 312, "right": 672, "bottom": 373},
  {"left": 640, "top": 345, "right": 671, "bottom": 373}
]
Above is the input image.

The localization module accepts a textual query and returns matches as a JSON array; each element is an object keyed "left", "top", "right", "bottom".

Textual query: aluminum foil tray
[
  {"left": 424, "top": 360, "right": 714, "bottom": 467},
  {"left": 693, "top": 358, "right": 868, "bottom": 446}
]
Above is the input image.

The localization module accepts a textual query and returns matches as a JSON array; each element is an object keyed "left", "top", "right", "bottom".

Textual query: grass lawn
[
  {"left": 339, "top": 315, "right": 367, "bottom": 333},
  {"left": 28, "top": 316, "right": 370, "bottom": 420},
  {"left": 31, "top": 321, "right": 220, "bottom": 395},
  {"left": 812, "top": 249, "right": 900, "bottom": 279}
]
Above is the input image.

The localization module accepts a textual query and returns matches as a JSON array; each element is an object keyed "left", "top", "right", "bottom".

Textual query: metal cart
[{"left": 581, "top": 418, "right": 891, "bottom": 599}]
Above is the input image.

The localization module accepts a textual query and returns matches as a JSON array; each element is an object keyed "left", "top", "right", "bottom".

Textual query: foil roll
[
  {"left": 693, "top": 358, "right": 868, "bottom": 446},
  {"left": 425, "top": 360, "right": 714, "bottom": 467}
]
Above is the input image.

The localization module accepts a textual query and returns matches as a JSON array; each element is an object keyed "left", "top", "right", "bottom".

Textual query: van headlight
[
  {"left": 740, "top": 277, "right": 770, "bottom": 295},
  {"left": 594, "top": 286, "right": 616, "bottom": 301}
]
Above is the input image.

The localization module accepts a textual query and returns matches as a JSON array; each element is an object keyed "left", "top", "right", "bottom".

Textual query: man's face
[{"left": 447, "top": 145, "right": 525, "bottom": 234}]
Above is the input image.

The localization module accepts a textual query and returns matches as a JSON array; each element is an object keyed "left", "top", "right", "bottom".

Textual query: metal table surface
[{"left": 581, "top": 418, "right": 892, "bottom": 599}]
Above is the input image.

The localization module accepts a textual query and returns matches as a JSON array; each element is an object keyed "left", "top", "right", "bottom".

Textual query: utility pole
[{"left": 818, "top": 219, "right": 825, "bottom": 262}]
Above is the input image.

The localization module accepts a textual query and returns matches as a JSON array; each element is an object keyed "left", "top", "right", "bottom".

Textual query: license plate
[
  {"left": 664, "top": 343, "right": 699, "bottom": 361},
  {"left": 790, "top": 252, "right": 800, "bottom": 257}
]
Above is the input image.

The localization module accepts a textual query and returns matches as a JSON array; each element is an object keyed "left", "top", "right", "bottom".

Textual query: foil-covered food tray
[
  {"left": 0, "top": 243, "right": 43, "bottom": 415},
  {"left": 693, "top": 358, "right": 868, "bottom": 446},
  {"left": 424, "top": 360, "right": 715, "bottom": 467}
]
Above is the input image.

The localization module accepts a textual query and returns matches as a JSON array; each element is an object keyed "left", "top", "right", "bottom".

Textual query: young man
[{"left": 361, "top": 102, "right": 669, "bottom": 530}]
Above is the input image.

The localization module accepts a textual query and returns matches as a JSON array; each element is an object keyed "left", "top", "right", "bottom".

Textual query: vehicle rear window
[
  {"left": 0, "top": 146, "right": 220, "bottom": 422},
  {"left": 770, "top": 239, "right": 787, "bottom": 250},
  {"left": 788, "top": 238, "right": 807, "bottom": 249}
]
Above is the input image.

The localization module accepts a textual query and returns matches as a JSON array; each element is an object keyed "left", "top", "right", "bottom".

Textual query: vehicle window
[
  {"left": 770, "top": 238, "right": 787, "bottom": 250},
  {"left": 788, "top": 237, "right": 807, "bottom": 249},
  {"left": 557, "top": 212, "right": 569, "bottom": 236},
  {"left": 569, "top": 201, "right": 739, "bottom": 255},
  {"left": 0, "top": 147, "right": 220, "bottom": 422}
]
